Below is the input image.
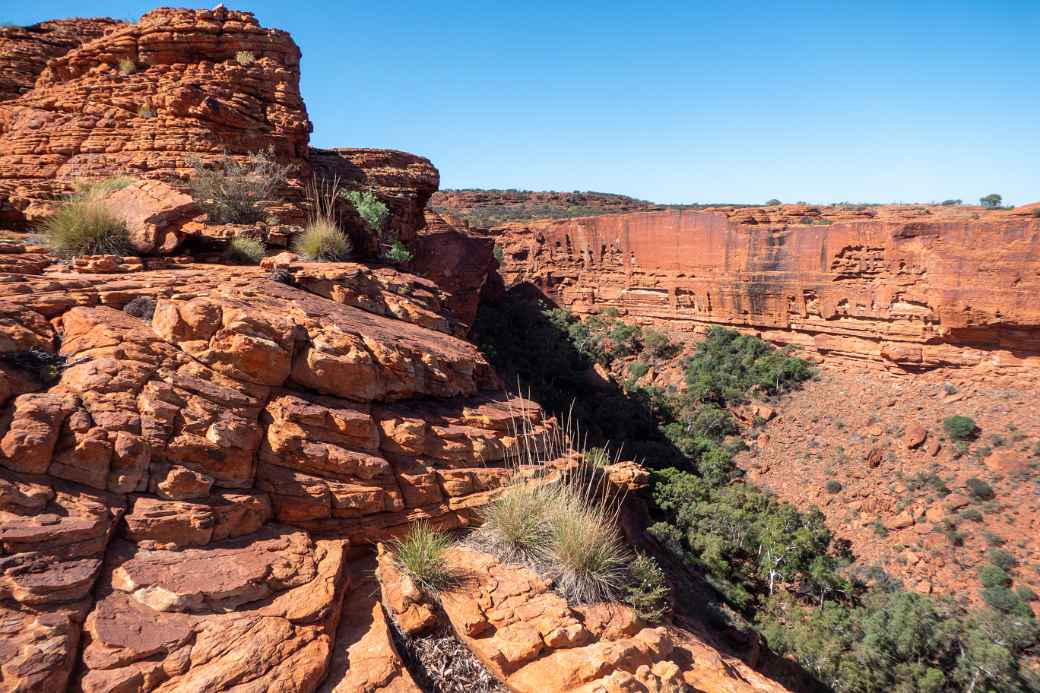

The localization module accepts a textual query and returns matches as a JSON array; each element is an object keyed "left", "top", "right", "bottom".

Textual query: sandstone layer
[
  {"left": 377, "top": 544, "right": 788, "bottom": 692},
  {"left": 495, "top": 208, "right": 1040, "bottom": 371},
  {"left": 0, "top": 246, "right": 552, "bottom": 691},
  {"left": 0, "top": 7, "right": 311, "bottom": 225},
  {"left": 0, "top": 18, "right": 123, "bottom": 103}
]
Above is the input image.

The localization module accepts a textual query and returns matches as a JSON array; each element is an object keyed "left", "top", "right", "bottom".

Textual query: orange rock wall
[
  {"left": 0, "top": 18, "right": 122, "bottom": 103},
  {"left": 0, "top": 7, "right": 311, "bottom": 224},
  {"left": 496, "top": 209, "right": 1040, "bottom": 370}
]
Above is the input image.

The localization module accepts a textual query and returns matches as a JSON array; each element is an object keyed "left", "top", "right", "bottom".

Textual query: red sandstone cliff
[
  {"left": 0, "top": 7, "right": 311, "bottom": 225},
  {"left": 0, "top": 18, "right": 123, "bottom": 103},
  {"left": 494, "top": 208, "right": 1040, "bottom": 371}
]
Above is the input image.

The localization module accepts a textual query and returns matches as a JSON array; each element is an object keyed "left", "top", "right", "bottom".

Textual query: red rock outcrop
[
  {"left": 495, "top": 208, "right": 1040, "bottom": 371},
  {"left": 411, "top": 210, "right": 499, "bottom": 333},
  {"left": 309, "top": 148, "right": 439, "bottom": 250},
  {"left": 0, "top": 18, "right": 122, "bottom": 103},
  {"left": 0, "top": 245, "right": 555, "bottom": 692},
  {"left": 377, "top": 545, "right": 788, "bottom": 692},
  {"left": 0, "top": 7, "right": 311, "bottom": 225}
]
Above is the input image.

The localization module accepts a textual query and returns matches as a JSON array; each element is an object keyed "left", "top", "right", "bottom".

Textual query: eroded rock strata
[
  {"left": 0, "top": 253, "right": 555, "bottom": 692},
  {"left": 0, "top": 18, "right": 123, "bottom": 103},
  {"left": 0, "top": 7, "right": 311, "bottom": 225},
  {"left": 495, "top": 208, "right": 1040, "bottom": 370}
]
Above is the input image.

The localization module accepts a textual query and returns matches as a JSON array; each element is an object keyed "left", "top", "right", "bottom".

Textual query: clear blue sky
[{"left": 6, "top": 1, "right": 1039, "bottom": 205}]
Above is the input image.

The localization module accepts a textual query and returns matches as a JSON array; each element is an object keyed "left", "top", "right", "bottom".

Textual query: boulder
[{"left": 98, "top": 180, "right": 199, "bottom": 254}]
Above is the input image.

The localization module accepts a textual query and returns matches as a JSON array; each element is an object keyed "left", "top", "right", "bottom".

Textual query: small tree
[
  {"left": 980, "top": 194, "right": 1003, "bottom": 208},
  {"left": 766, "top": 198, "right": 781, "bottom": 206}
]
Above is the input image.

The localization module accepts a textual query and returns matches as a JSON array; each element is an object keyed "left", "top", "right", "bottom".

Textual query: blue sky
[{"left": 6, "top": 1, "right": 1039, "bottom": 205}]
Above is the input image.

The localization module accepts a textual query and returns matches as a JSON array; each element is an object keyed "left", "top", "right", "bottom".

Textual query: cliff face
[
  {"left": 0, "top": 18, "right": 123, "bottom": 103},
  {"left": 495, "top": 209, "right": 1040, "bottom": 370},
  {"left": 0, "top": 7, "right": 311, "bottom": 225}
]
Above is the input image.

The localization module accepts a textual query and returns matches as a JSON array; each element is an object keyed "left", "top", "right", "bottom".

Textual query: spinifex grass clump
[
  {"left": 392, "top": 521, "right": 454, "bottom": 592},
  {"left": 226, "top": 236, "right": 265, "bottom": 264},
  {"left": 43, "top": 179, "right": 136, "bottom": 257},
  {"left": 476, "top": 405, "right": 631, "bottom": 603},
  {"left": 548, "top": 487, "right": 629, "bottom": 603},
  {"left": 294, "top": 176, "right": 352, "bottom": 261},
  {"left": 476, "top": 483, "right": 554, "bottom": 562}
]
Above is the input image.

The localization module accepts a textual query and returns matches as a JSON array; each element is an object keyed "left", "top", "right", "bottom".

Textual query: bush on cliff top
[
  {"left": 294, "top": 176, "right": 352, "bottom": 261},
  {"left": 226, "top": 236, "right": 265, "bottom": 265},
  {"left": 293, "top": 219, "right": 351, "bottom": 261},
  {"left": 943, "top": 415, "right": 979, "bottom": 441}
]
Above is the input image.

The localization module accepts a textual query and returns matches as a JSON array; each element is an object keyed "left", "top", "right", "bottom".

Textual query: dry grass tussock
[
  {"left": 293, "top": 176, "right": 352, "bottom": 261},
  {"left": 474, "top": 402, "right": 631, "bottom": 604}
]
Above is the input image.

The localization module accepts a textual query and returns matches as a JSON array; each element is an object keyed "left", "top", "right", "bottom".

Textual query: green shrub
[
  {"left": 189, "top": 149, "right": 291, "bottom": 224},
  {"left": 392, "top": 521, "right": 453, "bottom": 592},
  {"left": 226, "top": 236, "right": 265, "bottom": 264},
  {"left": 698, "top": 446, "right": 735, "bottom": 487},
  {"left": 293, "top": 219, "right": 351, "bottom": 261},
  {"left": 1017, "top": 585, "right": 1038, "bottom": 602},
  {"left": 607, "top": 322, "right": 642, "bottom": 357},
  {"left": 979, "top": 564, "right": 1011, "bottom": 588},
  {"left": 628, "top": 360, "right": 650, "bottom": 380},
  {"left": 965, "top": 477, "right": 994, "bottom": 501},
  {"left": 624, "top": 553, "right": 670, "bottom": 624},
  {"left": 42, "top": 198, "right": 132, "bottom": 257},
  {"left": 342, "top": 189, "right": 390, "bottom": 234},
  {"left": 235, "top": 50, "right": 255, "bottom": 65},
  {"left": 642, "top": 329, "right": 674, "bottom": 359},
  {"left": 981, "top": 586, "right": 1032, "bottom": 616},
  {"left": 980, "top": 193, "right": 1003, "bottom": 208},
  {"left": 118, "top": 58, "right": 136, "bottom": 75},
  {"left": 766, "top": 198, "right": 781, "bottom": 205},
  {"left": 988, "top": 548, "right": 1016, "bottom": 570},
  {"left": 943, "top": 415, "right": 978, "bottom": 441},
  {"left": 684, "top": 327, "right": 813, "bottom": 404},
  {"left": 825, "top": 480, "right": 843, "bottom": 494},
  {"left": 137, "top": 104, "right": 154, "bottom": 119},
  {"left": 959, "top": 508, "right": 984, "bottom": 523},
  {"left": 759, "top": 589, "right": 1039, "bottom": 693},
  {"left": 385, "top": 240, "right": 413, "bottom": 264},
  {"left": 493, "top": 244, "right": 505, "bottom": 263}
]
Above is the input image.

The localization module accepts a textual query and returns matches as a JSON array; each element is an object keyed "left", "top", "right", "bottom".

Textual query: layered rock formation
[
  {"left": 0, "top": 249, "right": 555, "bottom": 691},
  {"left": 377, "top": 544, "right": 788, "bottom": 692},
  {"left": 0, "top": 18, "right": 122, "bottom": 103},
  {"left": 495, "top": 208, "right": 1040, "bottom": 371},
  {"left": 0, "top": 7, "right": 311, "bottom": 225}
]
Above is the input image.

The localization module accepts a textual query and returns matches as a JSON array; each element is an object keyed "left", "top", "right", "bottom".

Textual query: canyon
[
  {"left": 0, "top": 8, "right": 799, "bottom": 693},
  {"left": 1, "top": 5, "right": 1038, "bottom": 692}
]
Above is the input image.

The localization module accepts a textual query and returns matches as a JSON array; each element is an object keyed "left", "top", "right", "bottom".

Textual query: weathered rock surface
[
  {"left": 0, "top": 7, "right": 310, "bottom": 225},
  {"left": 309, "top": 148, "right": 440, "bottom": 255},
  {"left": 378, "top": 545, "right": 787, "bottom": 692},
  {"left": 495, "top": 208, "right": 1040, "bottom": 371},
  {"left": 0, "top": 18, "right": 122, "bottom": 103},
  {"left": 0, "top": 251, "right": 550, "bottom": 692},
  {"left": 321, "top": 556, "right": 420, "bottom": 692}
]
